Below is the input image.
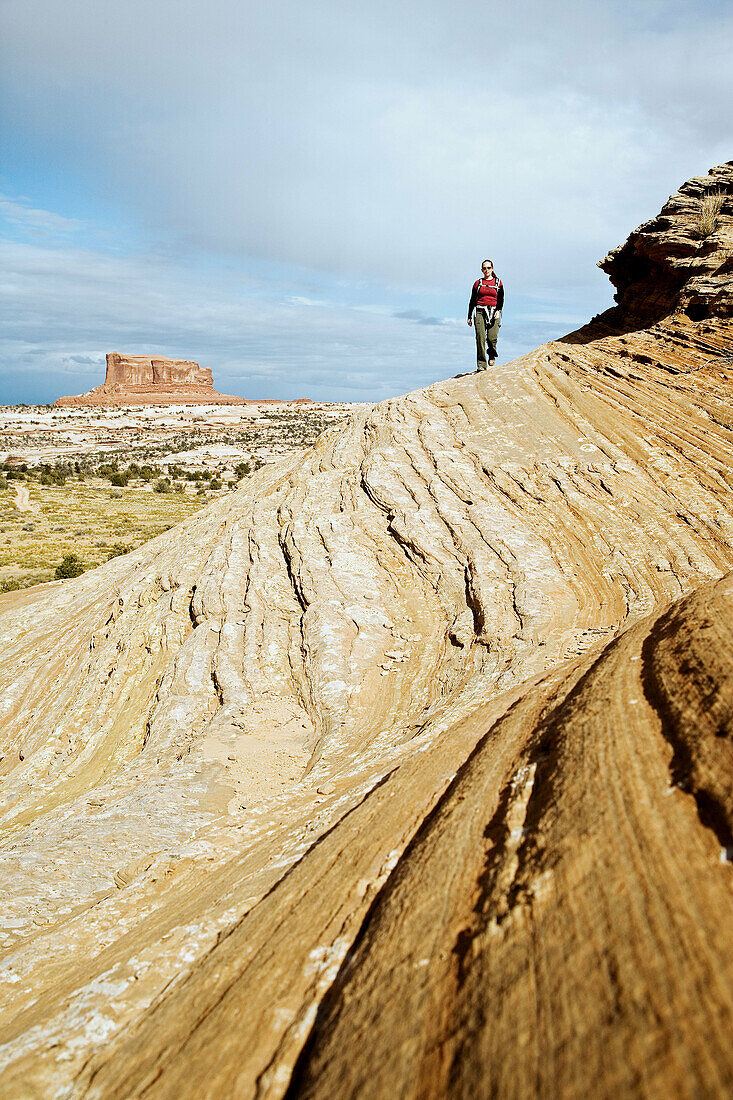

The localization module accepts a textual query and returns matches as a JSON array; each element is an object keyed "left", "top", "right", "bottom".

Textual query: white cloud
[
  {"left": 0, "top": 0, "right": 730, "bottom": 400},
  {"left": 2, "top": 0, "right": 730, "bottom": 292},
  {"left": 0, "top": 194, "right": 83, "bottom": 238}
]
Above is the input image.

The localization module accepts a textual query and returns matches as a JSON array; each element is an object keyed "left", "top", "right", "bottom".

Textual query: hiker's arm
[
  {"left": 467, "top": 283, "right": 478, "bottom": 323},
  {"left": 496, "top": 282, "right": 505, "bottom": 312}
]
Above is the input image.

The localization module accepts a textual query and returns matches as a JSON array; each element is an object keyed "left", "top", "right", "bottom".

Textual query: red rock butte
[{"left": 54, "top": 353, "right": 304, "bottom": 406}]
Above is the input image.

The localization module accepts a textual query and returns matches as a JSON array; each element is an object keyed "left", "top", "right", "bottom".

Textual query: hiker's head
[{"left": 481, "top": 260, "right": 494, "bottom": 275}]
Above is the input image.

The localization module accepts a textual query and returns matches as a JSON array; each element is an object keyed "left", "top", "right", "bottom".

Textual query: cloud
[
  {"left": 0, "top": 194, "right": 83, "bottom": 239},
  {"left": 0, "top": 0, "right": 730, "bottom": 400},
  {"left": 393, "top": 310, "right": 445, "bottom": 326},
  {"left": 2, "top": 0, "right": 731, "bottom": 295},
  {"left": 0, "top": 222, "right": 582, "bottom": 405},
  {"left": 0, "top": 235, "right": 471, "bottom": 402}
]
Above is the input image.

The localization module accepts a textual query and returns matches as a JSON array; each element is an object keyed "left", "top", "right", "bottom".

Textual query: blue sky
[{"left": 1, "top": 0, "right": 731, "bottom": 403}]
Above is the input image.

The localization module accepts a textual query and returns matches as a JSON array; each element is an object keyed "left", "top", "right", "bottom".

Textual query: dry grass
[
  {"left": 0, "top": 479, "right": 208, "bottom": 587},
  {"left": 695, "top": 189, "right": 726, "bottom": 239}
]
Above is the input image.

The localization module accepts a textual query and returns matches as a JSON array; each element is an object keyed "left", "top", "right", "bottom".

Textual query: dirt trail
[{"left": 13, "top": 484, "right": 31, "bottom": 512}]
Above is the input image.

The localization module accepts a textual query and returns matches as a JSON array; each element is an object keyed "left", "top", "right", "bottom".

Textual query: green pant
[{"left": 474, "top": 309, "right": 500, "bottom": 370}]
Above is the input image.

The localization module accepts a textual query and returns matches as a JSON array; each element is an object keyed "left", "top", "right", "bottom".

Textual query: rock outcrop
[
  {"left": 2, "top": 164, "right": 733, "bottom": 1098},
  {"left": 55, "top": 353, "right": 249, "bottom": 405},
  {"left": 598, "top": 161, "right": 733, "bottom": 324}
]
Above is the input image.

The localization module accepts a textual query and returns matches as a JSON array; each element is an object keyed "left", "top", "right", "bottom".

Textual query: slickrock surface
[
  {"left": 2, "top": 164, "right": 732, "bottom": 1098},
  {"left": 55, "top": 353, "right": 250, "bottom": 406}
]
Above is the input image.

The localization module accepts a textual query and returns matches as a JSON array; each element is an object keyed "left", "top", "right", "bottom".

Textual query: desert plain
[{"left": 0, "top": 401, "right": 353, "bottom": 591}]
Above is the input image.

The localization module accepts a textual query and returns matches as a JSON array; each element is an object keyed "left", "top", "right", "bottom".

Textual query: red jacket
[{"left": 468, "top": 275, "right": 504, "bottom": 319}]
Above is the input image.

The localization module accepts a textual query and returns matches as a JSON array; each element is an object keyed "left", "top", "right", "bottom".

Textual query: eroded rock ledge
[
  {"left": 598, "top": 160, "right": 733, "bottom": 325},
  {"left": 1, "top": 164, "right": 732, "bottom": 1099}
]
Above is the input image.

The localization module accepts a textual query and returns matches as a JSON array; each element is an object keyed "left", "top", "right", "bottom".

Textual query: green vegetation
[
  {"left": 108, "top": 542, "right": 133, "bottom": 558},
  {"left": 55, "top": 554, "right": 85, "bottom": 579},
  {"left": 0, "top": 478, "right": 206, "bottom": 590}
]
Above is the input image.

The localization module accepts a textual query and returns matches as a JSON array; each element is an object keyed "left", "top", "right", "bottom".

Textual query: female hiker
[{"left": 467, "top": 260, "right": 504, "bottom": 370}]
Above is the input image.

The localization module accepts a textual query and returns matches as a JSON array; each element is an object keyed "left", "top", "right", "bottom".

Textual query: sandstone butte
[
  {"left": 54, "top": 352, "right": 312, "bottom": 406},
  {"left": 1, "top": 163, "right": 732, "bottom": 1100}
]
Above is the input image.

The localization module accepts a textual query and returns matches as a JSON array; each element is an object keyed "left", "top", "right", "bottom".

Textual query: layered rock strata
[
  {"left": 55, "top": 353, "right": 249, "bottom": 405},
  {"left": 1, "top": 164, "right": 732, "bottom": 1098}
]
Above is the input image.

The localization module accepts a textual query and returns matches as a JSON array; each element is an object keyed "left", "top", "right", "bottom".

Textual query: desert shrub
[
  {"left": 695, "top": 190, "right": 725, "bottom": 239},
  {"left": 39, "top": 462, "right": 68, "bottom": 486},
  {"left": 234, "top": 462, "right": 251, "bottom": 478},
  {"left": 110, "top": 472, "right": 128, "bottom": 487},
  {"left": 0, "top": 576, "right": 46, "bottom": 593},
  {"left": 171, "top": 481, "right": 184, "bottom": 493},
  {"left": 209, "top": 478, "right": 222, "bottom": 490},
  {"left": 55, "top": 554, "right": 84, "bottom": 579},
  {"left": 108, "top": 542, "right": 132, "bottom": 558},
  {"left": 139, "top": 465, "right": 156, "bottom": 482},
  {"left": 0, "top": 476, "right": 7, "bottom": 490},
  {"left": 109, "top": 487, "right": 124, "bottom": 499},
  {"left": 154, "top": 478, "right": 171, "bottom": 494},
  {"left": 40, "top": 472, "right": 65, "bottom": 486}
]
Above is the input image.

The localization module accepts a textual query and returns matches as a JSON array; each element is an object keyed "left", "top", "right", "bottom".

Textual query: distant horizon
[
  {"left": 0, "top": 311, "right": 584, "bottom": 406},
  {"left": 2, "top": 0, "right": 731, "bottom": 404}
]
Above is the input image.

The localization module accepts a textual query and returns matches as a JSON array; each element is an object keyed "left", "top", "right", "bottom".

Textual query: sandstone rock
[
  {"left": 1, "top": 165, "right": 733, "bottom": 1098},
  {"left": 598, "top": 160, "right": 733, "bottom": 324},
  {"left": 55, "top": 352, "right": 249, "bottom": 406}
]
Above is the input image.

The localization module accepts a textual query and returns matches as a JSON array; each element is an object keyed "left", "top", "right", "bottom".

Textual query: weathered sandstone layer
[
  {"left": 55, "top": 353, "right": 250, "bottom": 406},
  {"left": 1, "top": 164, "right": 732, "bottom": 1098}
]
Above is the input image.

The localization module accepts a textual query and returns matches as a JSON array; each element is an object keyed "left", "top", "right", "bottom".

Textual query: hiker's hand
[
  {"left": 496, "top": 311, "right": 501, "bottom": 321},
  {"left": 467, "top": 318, "right": 472, "bottom": 327}
]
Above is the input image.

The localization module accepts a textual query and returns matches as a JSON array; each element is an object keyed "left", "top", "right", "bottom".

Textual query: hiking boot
[{"left": 488, "top": 358, "right": 496, "bottom": 366}]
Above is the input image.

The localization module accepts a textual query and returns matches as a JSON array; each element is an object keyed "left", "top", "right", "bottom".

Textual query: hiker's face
[{"left": 482, "top": 263, "right": 493, "bottom": 277}]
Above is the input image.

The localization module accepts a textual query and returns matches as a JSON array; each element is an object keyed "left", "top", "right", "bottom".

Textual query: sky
[{"left": 1, "top": 0, "right": 731, "bottom": 404}]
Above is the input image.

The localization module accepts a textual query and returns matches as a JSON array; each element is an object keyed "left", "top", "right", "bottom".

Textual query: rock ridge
[{"left": 1, "top": 163, "right": 732, "bottom": 1098}]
